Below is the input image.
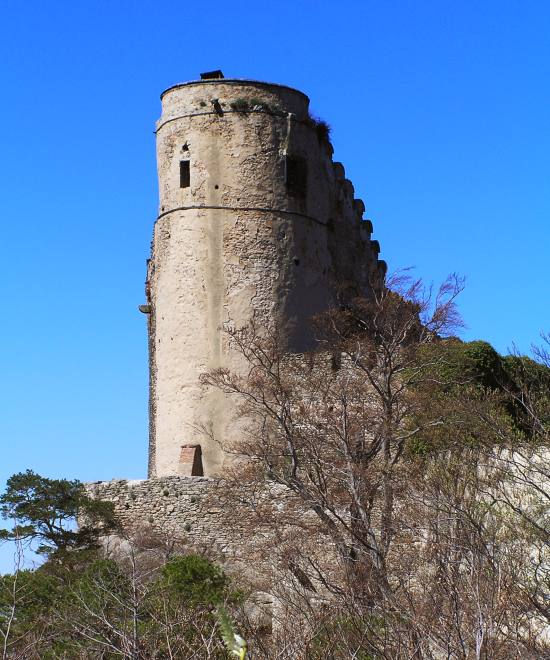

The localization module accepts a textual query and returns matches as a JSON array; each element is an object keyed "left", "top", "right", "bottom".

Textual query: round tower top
[
  {"left": 160, "top": 77, "right": 309, "bottom": 102},
  {"left": 157, "top": 77, "right": 311, "bottom": 129}
]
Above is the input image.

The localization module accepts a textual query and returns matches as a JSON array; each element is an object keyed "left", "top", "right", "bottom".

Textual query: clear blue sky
[{"left": 1, "top": 0, "right": 549, "bottom": 568}]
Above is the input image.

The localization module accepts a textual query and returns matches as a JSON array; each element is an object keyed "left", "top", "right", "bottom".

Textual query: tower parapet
[{"left": 146, "top": 75, "right": 384, "bottom": 478}]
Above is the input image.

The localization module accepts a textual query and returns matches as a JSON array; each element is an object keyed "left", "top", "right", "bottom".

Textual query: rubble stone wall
[{"left": 85, "top": 476, "right": 256, "bottom": 559}]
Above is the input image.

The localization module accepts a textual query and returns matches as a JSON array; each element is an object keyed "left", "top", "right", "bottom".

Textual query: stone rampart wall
[
  {"left": 86, "top": 476, "right": 247, "bottom": 558},
  {"left": 87, "top": 474, "right": 348, "bottom": 610}
]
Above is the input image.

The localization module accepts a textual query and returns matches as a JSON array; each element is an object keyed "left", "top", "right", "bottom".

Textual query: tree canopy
[{"left": 0, "top": 470, "right": 116, "bottom": 556}]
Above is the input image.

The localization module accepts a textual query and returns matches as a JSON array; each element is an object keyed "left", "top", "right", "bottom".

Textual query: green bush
[
  {"left": 303, "top": 115, "right": 332, "bottom": 142},
  {"left": 249, "top": 97, "right": 270, "bottom": 111},
  {"left": 160, "top": 554, "right": 230, "bottom": 606},
  {"left": 230, "top": 98, "right": 249, "bottom": 111}
]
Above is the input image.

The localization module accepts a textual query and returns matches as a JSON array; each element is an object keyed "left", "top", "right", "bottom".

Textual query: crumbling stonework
[
  {"left": 86, "top": 477, "right": 242, "bottom": 557},
  {"left": 85, "top": 476, "right": 329, "bottom": 572},
  {"left": 146, "top": 75, "right": 386, "bottom": 478}
]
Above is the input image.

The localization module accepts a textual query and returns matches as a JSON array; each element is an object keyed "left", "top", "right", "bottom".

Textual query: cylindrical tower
[{"left": 146, "top": 74, "right": 383, "bottom": 477}]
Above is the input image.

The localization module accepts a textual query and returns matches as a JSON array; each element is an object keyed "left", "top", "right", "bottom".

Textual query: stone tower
[{"left": 144, "top": 72, "right": 385, "bottom": 478}]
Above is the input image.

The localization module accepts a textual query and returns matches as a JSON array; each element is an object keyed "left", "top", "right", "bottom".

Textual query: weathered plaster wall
[{"left": 147, "top": 78, "right": 385, "bottom": 478}]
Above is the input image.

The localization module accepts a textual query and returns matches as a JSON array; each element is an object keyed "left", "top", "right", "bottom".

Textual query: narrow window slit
[
  {"left": 180, "top": 160, "right": 190, "bottom": 188},
  {"left": 285, "top": 155, "right": 307, "bottom": 198}
]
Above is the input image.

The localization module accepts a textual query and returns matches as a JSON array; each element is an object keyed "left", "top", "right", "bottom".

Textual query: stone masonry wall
[{"left": 85, "top": 476, "right": 259, "bottom": 560}]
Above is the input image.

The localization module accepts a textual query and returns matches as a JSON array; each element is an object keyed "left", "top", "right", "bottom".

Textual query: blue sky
[{"left": 0, "top": 0, "right": 549, "bottom": 568}]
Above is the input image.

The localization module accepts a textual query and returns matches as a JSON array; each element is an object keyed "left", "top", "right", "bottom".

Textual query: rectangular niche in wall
[
  {"left": 178, "top": 444, "right": 204, "bottom": 476},
  {"left": 285, "top": 155, "right": 307, "bottom": 198},
  {"left": 180, "top": 160, "right": 190, "bottom": 188}
]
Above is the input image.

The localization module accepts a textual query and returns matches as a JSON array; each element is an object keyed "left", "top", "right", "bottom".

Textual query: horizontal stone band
[
  {"left": 156, "top": 205, "right": 327, "bottom": 226},
  {"left": 155, "top": 109, "right": 316, "bottom": 134}
]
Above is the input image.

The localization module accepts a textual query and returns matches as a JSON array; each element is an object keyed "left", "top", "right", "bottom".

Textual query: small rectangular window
[
  {"left": 180, "top": 160, "right": 190, "bottom": 188},
  {"left": 285, "top": 155, "right": 307, "bottom": 198}
]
